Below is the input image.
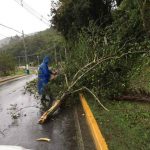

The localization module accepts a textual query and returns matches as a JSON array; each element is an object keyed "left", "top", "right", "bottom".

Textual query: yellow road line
[
  {"left": 0, "top": 75, "right": 27, "bottom": 86},
  {"left": 0, "top": 75, "right": 25, "bottom": 83},
  {"left": 79, "top": 94, "right": 108, "bottom": 150}
]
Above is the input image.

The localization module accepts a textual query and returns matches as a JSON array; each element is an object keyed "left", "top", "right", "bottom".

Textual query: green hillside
[{"left": 0, "top": 28, "right": 64, "bottom": 66}]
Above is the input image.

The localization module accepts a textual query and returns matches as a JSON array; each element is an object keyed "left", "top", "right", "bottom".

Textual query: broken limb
[
  {"left": 39, "top": 50, "right": 148, "bottom": 124},
  {"left": 39, "top": 92, "right": 69, "bottom": 124},
  {"left": 39, "top": 100, "right": 61, "bottom": 124},
  {"left": 82, "top": 87, "right": 109, "bottom": 111},
  {"left": 71, "top": 87, "right": 109, "bottom": 111},
  {"left": 36, "top": 138, "right": 51, "bottom": 142},
  {"left": 38, "top": 86, "right": 109, "bottom": 124}
]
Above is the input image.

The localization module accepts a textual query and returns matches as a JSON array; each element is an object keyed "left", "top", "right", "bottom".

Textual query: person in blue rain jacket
[{"left": 38, "top": 56, "right": 56, "bottom": 102}]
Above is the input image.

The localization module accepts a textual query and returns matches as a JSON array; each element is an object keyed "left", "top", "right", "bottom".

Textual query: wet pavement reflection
[{"left": 0, "top": 75, "right": 78, "bottom": 150}]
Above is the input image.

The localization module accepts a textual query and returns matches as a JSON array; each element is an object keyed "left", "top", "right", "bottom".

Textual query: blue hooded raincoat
[{"left": 38, "top": 56, "right": 52, "bottom": 95}]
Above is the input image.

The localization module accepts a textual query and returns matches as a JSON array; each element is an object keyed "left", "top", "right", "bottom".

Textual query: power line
[
  {"left": 22, "top": 30, "right": 28, "bottom": 65},
  {"left": 0, "top": 33, "right": 8, "bottom": 38},
  {"left": 0, "top": 23, "right": 22, "bottom": 35},
  {"left": 13, "top": 0, "right": 50, "bottom": 26},
  {"left": 0, "top": 23, "right": 29, "bottom": 38},
  {"left": 0, "top": 23, "right": 29, "bottom": 69}
]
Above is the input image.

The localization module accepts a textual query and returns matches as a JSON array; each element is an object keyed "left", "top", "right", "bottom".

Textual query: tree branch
[
  {"left": 69, "top": 50, "right": 148, "bottom": 91},
  {"left": 83, "top": 86, "right": 109, "bottom": 111},
  {"left": 70, "top": 86, "right": 109, "bottom": 111}
]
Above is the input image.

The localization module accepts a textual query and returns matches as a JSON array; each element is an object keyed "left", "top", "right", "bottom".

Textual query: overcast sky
[{"left": 0, "top": 0, "right": 53, "bottom": 40}]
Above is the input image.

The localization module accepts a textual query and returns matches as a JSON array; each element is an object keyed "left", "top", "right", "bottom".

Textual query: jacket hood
[{"left": 43, "top": 56, "right": 50, "bottom": 65}]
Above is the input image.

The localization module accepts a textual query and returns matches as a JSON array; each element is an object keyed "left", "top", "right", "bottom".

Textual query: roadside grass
[
  {"left": 0, "top": 69, "right": 25, "bottom": 78},
  {"left": 87, "top": 98, "right": 150, "bottom": 150},
  {"left": 0, "top": 68, "right": 35, "bottom": 78},
  {"left": 11, "top": 68, "right": 35, "bottom": 76},
  {"left": 12, "top": 69, "right": 25, "bottom": 76}
]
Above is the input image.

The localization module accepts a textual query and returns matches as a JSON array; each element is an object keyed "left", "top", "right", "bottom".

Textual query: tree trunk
[
  {"left": 38, "top": 100, "right": 62, "bottom": 124},
  {"left": 38, "top": 92, "right": 69, "bottom": 124}
]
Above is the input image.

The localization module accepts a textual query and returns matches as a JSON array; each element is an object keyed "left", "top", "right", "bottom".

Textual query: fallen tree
[
  {"left": 39, "top": 49, "right": 148, "bottom": 124},
  {"left": 37, "top": 0, "right": 150, "bottom": 124}
]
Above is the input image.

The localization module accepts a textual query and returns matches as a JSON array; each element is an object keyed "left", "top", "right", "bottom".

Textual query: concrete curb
[
  {"left": 0, "top": 75, "right": 26, "bottom": 83},
  {"left": 79, "top": 94, "right": 108, "bottom": 150}
]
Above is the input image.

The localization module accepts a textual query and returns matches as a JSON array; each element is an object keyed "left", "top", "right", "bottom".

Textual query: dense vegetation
[
  {"left": 0, "top": 28, "right": 64, "bottom": 66},
  {"left": 49, "top": 0, "right": 150, "bottom": 100},
  {"left": 52, "top": 0, "right": 112, "bottom": 39},
  {"left": 0, "top": 53, "right": 16, "bottom": 76}
]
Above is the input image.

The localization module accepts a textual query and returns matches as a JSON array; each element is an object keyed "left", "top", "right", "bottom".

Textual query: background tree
[
  {"left": 0, "top": 53, "right": 16, "bottom": 76},
  {"left": 52, "top": 0, "right": 112, "bottom": 39},
  {"left": 0, "top": 28, "right": 65, "bottom": 66}
]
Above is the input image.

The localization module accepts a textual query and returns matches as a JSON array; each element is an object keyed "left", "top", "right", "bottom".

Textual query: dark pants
[{"left": 41, "top": 84, "right": 54, "bottom": 106}]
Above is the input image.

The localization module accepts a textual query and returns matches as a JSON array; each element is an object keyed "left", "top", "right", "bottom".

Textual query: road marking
[
  {"left": 79, "top": 94, "right": 108, "bottom": 150},
  {"left": 0, "top": 75, "right": 26, "bottom": 83},
  {"left": 0, "top": 75, "right": 27, "bottom": 86}
]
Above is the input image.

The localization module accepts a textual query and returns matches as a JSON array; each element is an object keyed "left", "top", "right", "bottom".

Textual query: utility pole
[
  {"left": 22, "top": 30, "right": 29, "bottom": 74},
  {"left": 18, "top": 56, "right": 20, "bottom": 67},
  {"left": 22, "top": 30, "right": 27, "bottom": 64}
]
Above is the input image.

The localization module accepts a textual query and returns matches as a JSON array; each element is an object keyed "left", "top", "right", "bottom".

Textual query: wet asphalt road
[{"left": 0, "top": 75, "right": 78, "bottom": 150}]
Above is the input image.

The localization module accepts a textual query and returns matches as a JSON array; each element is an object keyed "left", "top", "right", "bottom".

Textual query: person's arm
[{"left": 50, "top": 69, "right": 58, "bottom": 80}]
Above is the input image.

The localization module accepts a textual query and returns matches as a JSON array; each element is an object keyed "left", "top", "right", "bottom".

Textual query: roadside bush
[{"left": 0, "top": 53, "right": 16, "bottom": 76}]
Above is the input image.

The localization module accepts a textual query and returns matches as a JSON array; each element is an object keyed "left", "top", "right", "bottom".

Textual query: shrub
[{"left": 0, "top": 53, "right": 16, "bottom": 76}]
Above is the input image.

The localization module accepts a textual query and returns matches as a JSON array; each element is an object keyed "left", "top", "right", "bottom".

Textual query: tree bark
[{"left": 38, "top": 92, "right": 69, "bottom": 124}]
